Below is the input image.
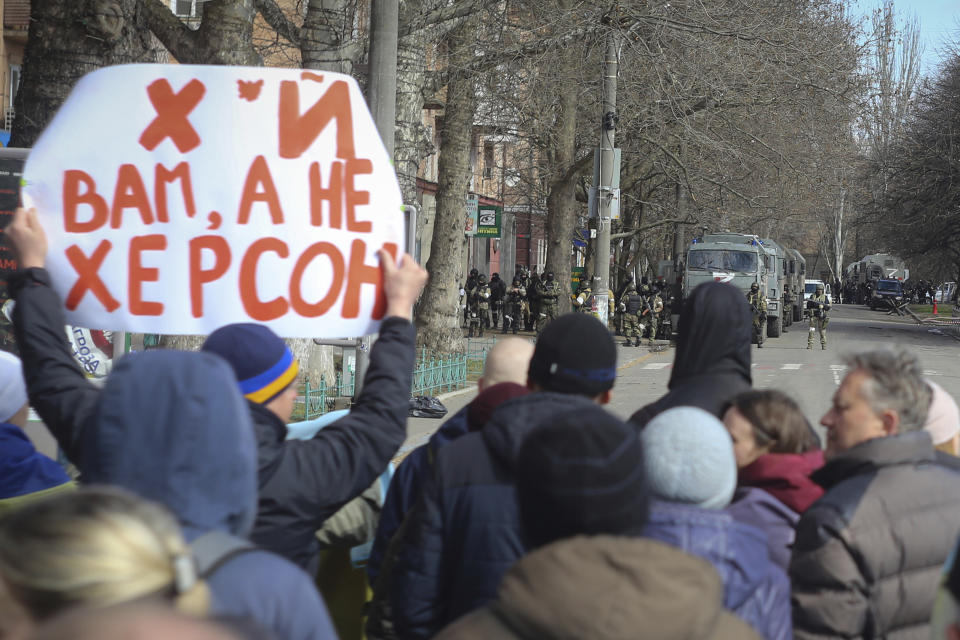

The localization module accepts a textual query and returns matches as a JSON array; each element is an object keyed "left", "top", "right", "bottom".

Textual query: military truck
[
  {"left": 683, "top": 233, "right": 767, "bottom": 326},
  {"left": 785, "top": 249, "right": 806, "bottom": 322},
  {"left": 845, "top": 254, "right": 908, "bottom": 304},
  {"left": 759, "top": 239, "right": 788, "bottom": 337}
]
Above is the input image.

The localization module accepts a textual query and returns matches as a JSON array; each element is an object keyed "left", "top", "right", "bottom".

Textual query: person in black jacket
[
  {"left": 7, "top": 207, "right": 428, "bottom": 575},
  {"left": 367, "top": 313, "right": 617, "bottom": 639},
  {"left": 630, "top": 281, "right": 752, "bottom": 428}
]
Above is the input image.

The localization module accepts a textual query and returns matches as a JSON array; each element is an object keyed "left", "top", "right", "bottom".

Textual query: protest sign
[{"left": 23, "top": 65, "right": 404, "bottom": 338}]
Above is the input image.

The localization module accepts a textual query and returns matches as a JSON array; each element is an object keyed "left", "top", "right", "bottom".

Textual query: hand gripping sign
[{"left": 23, "top": 65, "right": 404, "bottom": 338}]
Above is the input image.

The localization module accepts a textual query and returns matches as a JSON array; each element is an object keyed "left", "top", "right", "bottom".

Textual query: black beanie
[
  {"left": 516, "top": 405, "right": 649, "bottom": 549},
  {"left": 528, "top": 313, "right": 616, "bottom": 396}
]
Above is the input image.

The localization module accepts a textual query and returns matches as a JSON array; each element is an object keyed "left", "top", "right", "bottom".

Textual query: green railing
[
  {"left": 293, "top": 337, "right": 501, "bottom": 421},
  {"left": 411, "top": 348, "right": 468, "bottom": 397},
  {"left": 294, "top": 372, "right": 355, "bottom": 421}
]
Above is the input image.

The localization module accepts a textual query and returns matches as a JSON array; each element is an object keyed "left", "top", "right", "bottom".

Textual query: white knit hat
[
  {"left": 641, "top": 406, "right": 737, "bottom": 509},
  {"left": 925, "top": 380, "right": 960, "bottom": 446},
  {"left": 0, "top": 350, "right": 27, "bottom": 423}
]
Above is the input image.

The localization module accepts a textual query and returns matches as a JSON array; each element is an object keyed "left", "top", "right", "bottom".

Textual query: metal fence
[
  {"left": 294, "top": 373, "right": 355, "bottom": 421},
  {"left": 293, "top": 337, "right": 500, "bottom": 421}
]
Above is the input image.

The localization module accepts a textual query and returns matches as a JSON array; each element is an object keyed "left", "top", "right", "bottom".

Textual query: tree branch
[
  {"left": 140, "top": 0, "right": 201, "bottom": 62},
  {"left": 254, "top": 0, "right": 301, "bottom": 48}
]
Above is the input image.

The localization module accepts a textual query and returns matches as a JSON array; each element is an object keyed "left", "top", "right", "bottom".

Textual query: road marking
[
  {"left": 924, "top": 370, "right": 942, "bottom": 376},
  {"left": 781, "top": 364, "right": 802, "bottom": 370},
  {"left": 642, "top": 363, "right": 671, "bottom": 370},
  {"left": 829, "top": 365, "right": 847, "bottom": 370}
]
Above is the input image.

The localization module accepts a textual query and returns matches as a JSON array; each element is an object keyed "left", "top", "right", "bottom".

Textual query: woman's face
[{"left": 723, "top": 406, "right": 768, "bottom": 469}]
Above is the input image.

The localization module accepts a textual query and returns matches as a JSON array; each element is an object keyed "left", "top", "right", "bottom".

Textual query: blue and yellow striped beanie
[{"left": 201, "top": 323, "right": 299, "bottom": 404}]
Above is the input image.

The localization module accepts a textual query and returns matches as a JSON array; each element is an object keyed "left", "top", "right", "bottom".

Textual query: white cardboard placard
[{"left": 24, "top": 64, "right": 403, "bottom": 338}]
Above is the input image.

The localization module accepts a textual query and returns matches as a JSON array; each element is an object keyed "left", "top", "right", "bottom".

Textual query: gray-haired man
[{"left": 790, "top": 350, "right": 960, "bottom": 639}]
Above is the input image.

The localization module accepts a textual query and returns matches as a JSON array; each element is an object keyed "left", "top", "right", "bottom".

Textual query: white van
[{"left": 804, "top": 279, "right": 832, "bottom": 304}]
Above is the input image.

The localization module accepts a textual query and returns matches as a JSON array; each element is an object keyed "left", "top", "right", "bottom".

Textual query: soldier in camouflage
[
  {"left": 535, "top": 271, "right": 561, "bottom": 333},
  {"left": 806, "top": 284, "right": 830, "bottom": 350},
  {"left": 746, "top": 282, "right": 768, "bottom": 348}
]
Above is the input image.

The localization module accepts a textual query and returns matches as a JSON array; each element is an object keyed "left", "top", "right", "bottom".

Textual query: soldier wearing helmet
[
  {"left": 806, "top": 284, "right": 830, "bottom": 350},
  {"left": 535, "top": 271, "right": 561, "bottom": 334},
  {"left": 746, "top": 282, "right": 768, "bottom": 348}
]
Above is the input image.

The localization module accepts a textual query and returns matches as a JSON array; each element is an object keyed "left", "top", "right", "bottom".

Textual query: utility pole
[
  {"left": 592, "top": 29, "right": 620, "bottom": 326},
  {"left": 353, "top": 0, "right": 399, "bottom": 398}
]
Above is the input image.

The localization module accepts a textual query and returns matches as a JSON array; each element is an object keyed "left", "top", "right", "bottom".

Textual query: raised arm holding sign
[{"left": 8, "top": 64, "right": 429, "bottom": 576}]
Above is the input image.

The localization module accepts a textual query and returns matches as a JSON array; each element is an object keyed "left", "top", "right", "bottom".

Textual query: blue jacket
[
  {"left": 367, "top": 405, "right": 470, "bottom": 586},
  {"left": 11, "top": 268, "right": 337, "bottom": 640},
  {"left": 0, "top": 422, "right": 71, "bottom": 499},
  {"left": 726, "top": 486, "right": 799, "bottom": 571},
  {"left": 375, "top": 392, "right": 600, "bottom": 639},
  {"left": 644, "top": 501, "right": 792, "bottom": 640}
]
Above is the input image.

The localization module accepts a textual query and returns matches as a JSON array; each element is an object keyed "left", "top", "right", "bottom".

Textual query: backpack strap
[{"left": 191, "top": 530, "right": 258, "bottom": 578}]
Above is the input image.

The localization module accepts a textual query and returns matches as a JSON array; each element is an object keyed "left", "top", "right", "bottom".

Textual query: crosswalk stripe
[
  {"left": 642, "top": 363, "right": 671, "bottom": 370},
  {"left": 781, "top": 364, "right": 802, "bottom": 370}
]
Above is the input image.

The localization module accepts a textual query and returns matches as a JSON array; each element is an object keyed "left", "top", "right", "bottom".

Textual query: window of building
[{"left": 172, "top": 0, "right": 198, "bottom": 18}]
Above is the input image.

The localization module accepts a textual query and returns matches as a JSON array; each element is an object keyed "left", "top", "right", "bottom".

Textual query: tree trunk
[
  {"left": 544, "top": 90, "right": 579, "bottom": 313},
  {"left": 413, "top": 18, "right": 478, "bottom": 354},
  {"left": 11, "top": 0, "right": 162, "bottom": 147},
  {"left": 302, "top": 0, "right": 361, "bottom": 74},
  {"left": 143, "top": 0, "right": 260, "bottom": 65}
]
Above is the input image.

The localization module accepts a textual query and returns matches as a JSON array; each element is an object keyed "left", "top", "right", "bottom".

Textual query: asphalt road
[{"left": 404, "top": 304, "right": 960, "bottom": 453}]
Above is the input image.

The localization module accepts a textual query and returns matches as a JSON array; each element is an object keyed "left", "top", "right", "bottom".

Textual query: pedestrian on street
[
  {"left": 790, "top": 350, "right": 960, "bottom": 639},
  {"left": 641, "top": 407, "right": 792, "bottom": 640},
  {"left": 806, "top": 284, "right": 830, "bottom": 350},
  {"left": 722, "top": 389, "right": 824, "bottom": 570},
  {"left": 630, "top": 282, "right": 752, "bottom": 428},
  {"left": 366, "top": 337, "right": 534, "bottom": 588},
  {"left": 433, "top": 405, "right": 760, "bottom": 640},
  {"left": 370, "top": 314, "right": 617, "bottom": 639}
]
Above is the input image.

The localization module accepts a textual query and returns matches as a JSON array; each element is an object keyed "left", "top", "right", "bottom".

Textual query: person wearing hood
[
  {"left": 434, "top": 405, "right": 760, "bottom": 640},
  {"left": 640, "top": 406, "right": 792, "bottom": 640},
  {"left": 0, "top": 350, "right": 73, "bottom": 517},
  {"left": 926, "top": 380, "right": 960, "bottom": 469},
  {"left": 630, "top": 282, "right": 752, "bottom": 428},
  {"left": 366, "top": 337, "right": 534, "bottom": 588},
  {"left": 722, "top": 389, "right": 824, "bottom": 570},
  {"left": 5, "top": 208, "right": 335, "bottom": 639},
  {"left": 369, "top": 314, "right": 618, "bottom": 639}
]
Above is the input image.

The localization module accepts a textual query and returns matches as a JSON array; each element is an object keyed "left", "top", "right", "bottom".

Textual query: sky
[{"left": 849, "top": 0, "right": 960, "bottom": 75}]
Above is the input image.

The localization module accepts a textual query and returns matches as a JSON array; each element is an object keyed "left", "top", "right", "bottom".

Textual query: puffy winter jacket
[
  {"left": 644, "top": 501, "right": 792, "bottom": 640},
  {"left": 630, "top": 282, "right": 752, "bottom": 428},
  {"left": 370, "top": 392, "right": 601, "bottom": 639},
  {"left": 367, "top": 405, "right": 470, "bottom": 586},
  {"left": 10, "top": 268, "right": 336, "bottom": 640},
  {"left": 790, "top": 431, "right": 960, "bottom": 639},
  {"left": 727, "top": 487, "right": 798, "bottom": 571},
  {"left": 434, "top": 536, "right": 761, "bottom": 640}
]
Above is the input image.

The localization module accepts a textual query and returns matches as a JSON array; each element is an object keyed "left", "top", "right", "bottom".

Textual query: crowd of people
[{"left": 2, "top": 205, "right": 960, "bottom": 639}]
